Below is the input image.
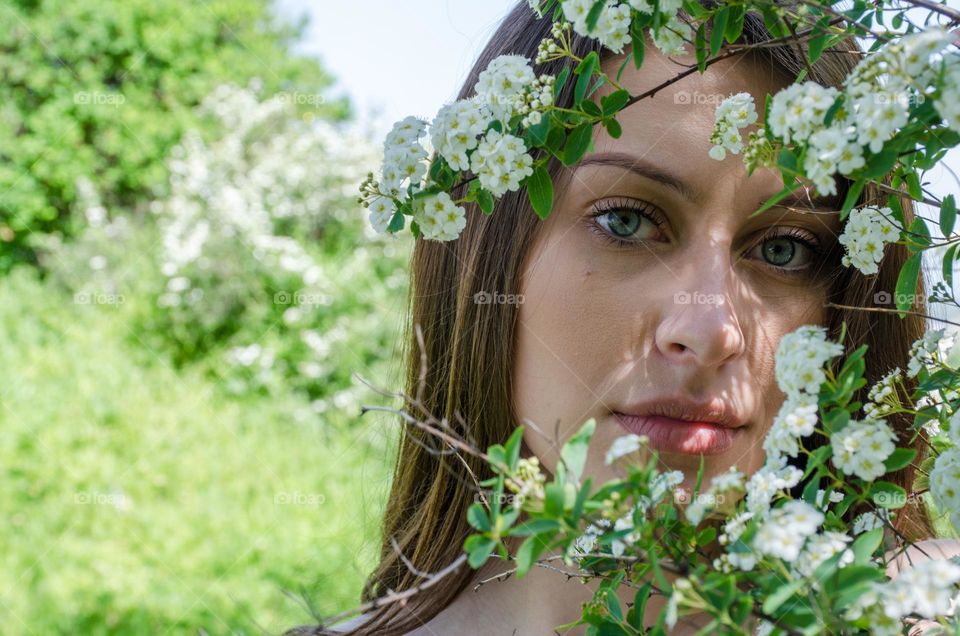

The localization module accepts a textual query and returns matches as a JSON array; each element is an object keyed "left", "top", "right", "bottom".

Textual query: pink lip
[{"left": 613, "top": 413, "right": 740, "bottom": 454}]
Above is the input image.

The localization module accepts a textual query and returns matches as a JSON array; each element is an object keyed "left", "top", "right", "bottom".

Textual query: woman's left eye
[{"left": 746, "top": 230, "right": 821, "bottom": 273}]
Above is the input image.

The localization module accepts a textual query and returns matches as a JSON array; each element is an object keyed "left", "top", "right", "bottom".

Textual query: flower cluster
[
  {"left": 470, "top": 129, "right": 535, "bottom": 197},
  {"left": 837, "top": 205, "right": 900, "bottom": 276},
  {"left": 762, "top": 326, "right": 843, "bottom": 465},
  {"left": 505, "top": 456, "right": 547, "bottom": 508},
  {"left": 517, "top": 74, "right": 556, "bottom": 127},
  {"left": 559, "top": 0, "right": 689, "bottom": 56},
  {"left": 830, "top": 418, "right": 898, "bottom": 481},
  {"left": 864, "top": 367, "right": 902, "bottom": 419},
  {"left": 708, "top": 92, "right": 759, "bottom": 160},
  {"left": 411, "top": 192, "right": 467, "bottom": 241},
  {"left": 752, "top": 499, "right": 824, "bottom": 562},
  {"left": 846, "top": 559, "right": 960, "bottom": 632},
  {"left": 475, "top": 54, "right": 537, "bottom": 124}
]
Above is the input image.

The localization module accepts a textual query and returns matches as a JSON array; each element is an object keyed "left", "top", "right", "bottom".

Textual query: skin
[{"left": 407, "top": 41, "right": 954, "bottom": 636}]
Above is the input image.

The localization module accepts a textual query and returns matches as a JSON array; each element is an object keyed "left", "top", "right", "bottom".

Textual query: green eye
[
  {"left": 589, "top": 200, "right": 666, "bottom": 245},
  {"left": 762, "top": 237, "right": 796, "bottom": 267},
  {"left": 607, "top": 210, "right": 641, "bottom": 237}
]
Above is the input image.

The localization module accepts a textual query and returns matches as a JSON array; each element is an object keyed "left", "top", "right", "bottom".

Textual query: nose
[{"left": 654, "top": 250, "right": 746, "bottom": 369}]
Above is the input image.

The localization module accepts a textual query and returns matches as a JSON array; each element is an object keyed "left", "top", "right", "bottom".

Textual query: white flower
[
  {"left": 745, "top": 463, "right": 803, "bottom": 514},
  {"left": 852, "top": 508, "right": 893, "bottom": 535},
  {"left": 378, "top": 116, "right": 429, "bottom": 196},
  {"left": 854, "top": 559, "right": 960, "bottom": 622},
  {"left": 605, "top": 433, "right": 647, "bottom": 464},
  {"left": 752, "top": 500, "right": 824, "bottom": 562},
  {"left": 367, "top": 196, "right": 396, "bottom": 233},
  {"left": 794, "top": 531, "right": 854, "bottom": 578},
  {"left": 838, "top": 205, "right": 899, "bottom": 276},
  {"left": 430, "top": 98, "right": 494, "bottom": 172},
  {"left": 411, "top": 192, "right": 467, "bottom": 241},
  {"left": 475, "top": 55, "right": 537, "bottom": 123},
  {"left": 764, "top": 393, "right": 820, "bottom": 464},
  {"left": 469, "top": 129, "right": 534, "bottom": 197},
  {"left": 831, "top": 418, "right": 897, "bottom": 481},
  {"left": 814, "top": 488, "right": 846, "bottom": 509},
  {"left": 774, "top": 325, "right": 844, "bottom": 396},
  {"left": 709, "top": 92, "right": 758, "bottom": 161},
  {"left": 768, "top": 82, "right": 840, "bottom": 145},
  {"left": 908, "top": 328, "right": 948, "bottom": 378},
  {"left": 935, "top": 56, "right": 960, "bottom": 135},
  {"left": 930, "top": 447, "right": 960, "bottom": 530},
  {"left": 652, "top": 14, "right": 692, "bottom": 57},
  {"left": 560, "top": 0, "right": 632, "bottom": 53},
  {"left": 611, "top": 513, "right": 639, "bottom": 557}
]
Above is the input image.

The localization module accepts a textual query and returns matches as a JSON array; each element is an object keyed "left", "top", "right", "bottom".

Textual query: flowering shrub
[
  {"left": 350, "top": 0, "right": 960, "bottom": 633},
  {"left": 38, "top": 82, "right": 410, "bottom": 413}
]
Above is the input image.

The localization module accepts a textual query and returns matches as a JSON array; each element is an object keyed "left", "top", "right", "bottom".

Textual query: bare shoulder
[{"left": 884, "top": 538, "right": 960, "bottom": 577}]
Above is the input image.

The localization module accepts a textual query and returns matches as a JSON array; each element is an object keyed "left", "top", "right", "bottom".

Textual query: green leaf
[
  {"left": 862, "top": 148, "right": 898, "bottom": 179},
  {"left": 574, "top": 51, "right": 599, "bottom": 105},
  {"left": 526, "top": 165, "right": 554, "bottom": 220},
  {"left": 944, "top": 243, "right": 958, "bottom": 289},
  {"left": 895, "top": 252, "right": 922, "bottom": 313},
  {"left": 387, "top": 210, "right": 405, "bottom": 233},
  {"left": 603, "top": 118, "right": 622, "bottom": 139},
  {"left": 516, "top": 532, "right": 552, "bottom": 577},
  {"left": 467, "top": 537, "right": 497, "bottom": 568},
  {"left": 840, "top": 178, "right": 866, "bottom": 222},
  {"left": 884, "top": 447, "right": 917, "bottom": 472},
  {"left": 477, "top": 189, "right": 494, "bottom": 215},
  {"left": 762, "top": 578, "right": 805, "bottom": 614},
  {"left": 694, "top": 22, "right": 708, "bottom": 73},
  {"left": 905, "top": 170, "right": 923, "bottom": 201},
  {"left": 853, "top": 528, "right": 884, "bottom": 564},
  {"left": 870, "top": 481, "right": 907, "bottom": 508},
  {"left": 562, "top": 122, "right": 594, "bottom": 166},
  {"left": 544, "top": 482, "right": 566, "bottom": 516},
  {"left": 504, "top": 426, "right": 525, "bottom": 471},
  {"left": 724, "top": 5, "right": 746, "bottom": 43},
  {"left": 554, "top": 65, "right": 571, "bottom": 101},
  {"left": 600, "top": 89, "right": 630, "bottom": 116},
  {"left": 585, "top": 0, "right": 606, "bottom": 32},
  {"left": 509, "top": 519, "right": 560, "bottom": 537},
  {"left": 559, "top": 418, "right": 595, "bottom": 485},
  {"left": 631, "top": 28, "right": 646, "bottom": 69},
  {"left": 580, "top": 99, "right": 602, "bottom": 118},
  {"left": 941, "top": 194, "right": 957, "bottom": 238},
  {"left": 710, "top": 7, "right": 729, "bottom": 56},
  {"left": 467, "top": 503, "right": 491, "bottom": 531}
]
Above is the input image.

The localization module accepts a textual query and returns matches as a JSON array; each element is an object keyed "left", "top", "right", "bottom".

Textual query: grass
[{"left": 0, "top": 267, "right": 402, "bottom": 635}]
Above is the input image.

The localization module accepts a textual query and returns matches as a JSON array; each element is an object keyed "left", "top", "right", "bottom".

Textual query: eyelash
[{"left": 586, "top": 199, "right": 824, "bottom": 276}]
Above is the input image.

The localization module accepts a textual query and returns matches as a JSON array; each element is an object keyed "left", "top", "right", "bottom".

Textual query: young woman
[{"left": 289, "top": 2, "right": 959, "bottom": 634}]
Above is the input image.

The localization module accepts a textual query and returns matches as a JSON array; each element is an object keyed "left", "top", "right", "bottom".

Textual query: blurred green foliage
[
  {"left": 0, "top": 0, "right": 350, "bottom": 271},
  {"left": 0, "top": 267, "right": 398, "bottom": 634}
]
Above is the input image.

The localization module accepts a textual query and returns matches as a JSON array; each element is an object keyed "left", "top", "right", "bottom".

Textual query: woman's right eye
[{"left": 588, "top": 199, "right": 668, "bottom": 246}]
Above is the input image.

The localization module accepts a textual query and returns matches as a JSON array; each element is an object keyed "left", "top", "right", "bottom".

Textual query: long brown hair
[{"left": 295, "top": 2, "right": 935, "bottom": 634}]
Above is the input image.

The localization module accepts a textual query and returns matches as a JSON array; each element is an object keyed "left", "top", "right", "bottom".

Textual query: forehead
[{"left": 594, "top": 44, "right": 788, "bottom": 166}]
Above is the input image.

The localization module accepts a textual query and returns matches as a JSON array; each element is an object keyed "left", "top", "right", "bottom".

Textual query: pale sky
[{"left": 277, "top": 0, "right": 960, "bottom": 326}]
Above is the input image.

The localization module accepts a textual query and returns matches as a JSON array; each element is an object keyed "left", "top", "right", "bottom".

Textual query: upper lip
[{"left": 614, "top": 396, "right": 749, "bottom": 429}]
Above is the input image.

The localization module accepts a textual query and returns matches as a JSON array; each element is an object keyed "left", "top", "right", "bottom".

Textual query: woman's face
[{"left": 513, "top": 46, "right": 842, "bottom": 491}]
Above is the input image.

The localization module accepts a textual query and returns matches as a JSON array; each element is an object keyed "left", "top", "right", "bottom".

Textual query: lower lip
[{"left": 613, "top": 413, "right": 740, "bottom": 455}]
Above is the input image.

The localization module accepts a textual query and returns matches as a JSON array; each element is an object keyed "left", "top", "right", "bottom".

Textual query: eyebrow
[{"left": 574, "top": 151, "right": 841, "bottom": 213}]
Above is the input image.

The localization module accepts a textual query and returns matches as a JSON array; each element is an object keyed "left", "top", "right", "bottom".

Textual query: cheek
[{"left": 513, "top": 233, "right": 622, "bottom": 472}]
